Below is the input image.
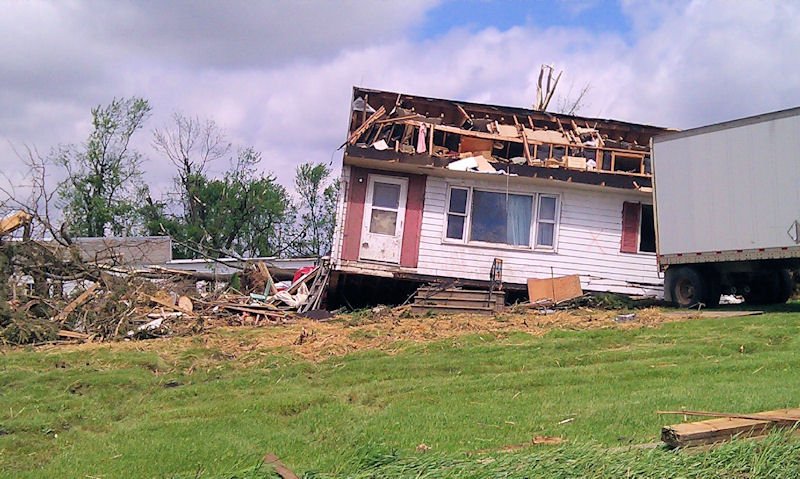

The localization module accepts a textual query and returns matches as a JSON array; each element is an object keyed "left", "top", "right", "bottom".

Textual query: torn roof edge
[{"left": 352, "top": 85, "right": 676, "bottom": 134}]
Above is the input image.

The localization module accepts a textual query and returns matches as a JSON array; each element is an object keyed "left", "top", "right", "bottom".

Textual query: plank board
[{"left": 662, "top": 408, "right": 800, "bottom": 448}]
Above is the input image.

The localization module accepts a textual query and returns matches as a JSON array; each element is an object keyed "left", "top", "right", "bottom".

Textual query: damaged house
[{"left": 328, "top": 87, "right": 674, "bottom": 306}]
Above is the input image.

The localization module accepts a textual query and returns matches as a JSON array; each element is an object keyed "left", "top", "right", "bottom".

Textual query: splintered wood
[{"left": 661, "top": 408, "right": 800, "bottom": 448}]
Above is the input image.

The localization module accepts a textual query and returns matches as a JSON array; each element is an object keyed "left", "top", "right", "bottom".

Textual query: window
[
  {"left": 368, "top": 182, "right": 401, "bottom": 235},
  {"left": 446, "top": 187, "right": 468, "bottom": 239},
  {"left": 444, "top": 186, "right": 558, "bottom": 249},
  {"left": 470, "top": 191, "right": 532, "bottom": 246},
  {"left": 620, "top": 201, "right": 655, "bottom": 253},
  {"left": 536, "top": 196, "right": 557, "bottom": 247}
]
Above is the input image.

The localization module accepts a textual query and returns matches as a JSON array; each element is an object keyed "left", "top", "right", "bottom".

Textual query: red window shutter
[{"left": 620, "top": 201, "right": 641, "bottom": 253}]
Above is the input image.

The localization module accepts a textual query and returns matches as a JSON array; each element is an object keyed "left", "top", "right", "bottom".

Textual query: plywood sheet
[
  {"left": 527, "top": 275, "right": 583, "bottom": 303},
  {"left": 459, "top": 136, "right": 495, "bottom": 154}
]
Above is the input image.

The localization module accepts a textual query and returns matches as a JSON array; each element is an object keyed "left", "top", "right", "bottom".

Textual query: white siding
[
  {"left": 334, "top": 170, "right": 664, "bottom": 296},
  {"left": 414, "top": 177, "right": 663, "bottom": 295}
]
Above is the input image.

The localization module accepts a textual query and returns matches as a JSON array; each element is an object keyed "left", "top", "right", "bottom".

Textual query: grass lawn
[{"left": 2, "top": 306, "right": 800, "bottom": 477}]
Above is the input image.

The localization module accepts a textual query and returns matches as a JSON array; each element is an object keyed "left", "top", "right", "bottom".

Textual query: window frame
[
  {"left": 444, "top": 186, "right": 470, "bottom": 241},
  {"left": 442, "top": 184, "right": 560, "bottom": 252},
  {"left": 535, "top": 194, "right": 559, "bottom": 249}
]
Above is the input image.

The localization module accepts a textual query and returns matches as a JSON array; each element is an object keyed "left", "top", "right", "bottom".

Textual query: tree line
[{"left": 51, "top": 97, "right": 338, "bottom": 259}]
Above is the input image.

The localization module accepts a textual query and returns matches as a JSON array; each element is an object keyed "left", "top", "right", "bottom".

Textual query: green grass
[{"left": 3, "top": 308, "right": 800, "bottom": 478}]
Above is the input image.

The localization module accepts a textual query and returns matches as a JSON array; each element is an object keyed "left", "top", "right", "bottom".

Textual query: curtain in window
[{"left": 506, "top": 194, "right": 532, "bottom": 246}]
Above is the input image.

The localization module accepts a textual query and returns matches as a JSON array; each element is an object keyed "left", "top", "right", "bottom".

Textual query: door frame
[{"left": 359, "top": 174, "right": 408, "bottom": 263}]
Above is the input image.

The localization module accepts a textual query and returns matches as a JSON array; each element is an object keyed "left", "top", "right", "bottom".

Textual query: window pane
[
  {"left": 448, "top": 188, "right": 468, "bottom": 214},
  {"left": 470, "top": 191, "right": 507, "bottom": 243},
  {"left": 507, "top": 194, "right": 532, "bottom": 246},
  {"left": 446, "top": 214, "right": 465, "bottom": 239},
  {"left": 369, "top": 209, "right": 397, "bottom": 235},
  {"left": 537, "top": 222, "right": 554, "bottom": 247},
  {"left": 539, "top": 196, "right": 556, "bottom": 221},
  {"left": 372, "top": 182, "right": 400, "bottom": 209}
]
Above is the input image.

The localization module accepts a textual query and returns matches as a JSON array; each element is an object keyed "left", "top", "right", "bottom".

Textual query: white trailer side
[{"left": 652, "top": 107, "right": 800, "bottom": 306}]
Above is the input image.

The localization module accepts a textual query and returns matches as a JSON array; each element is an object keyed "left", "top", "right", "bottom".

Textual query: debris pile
[
  {"left": 2, "top": 266, "right": 311, "bottom": 346},
  {"left": 0, "top": 210, "right": 329, "bottom": 345}
]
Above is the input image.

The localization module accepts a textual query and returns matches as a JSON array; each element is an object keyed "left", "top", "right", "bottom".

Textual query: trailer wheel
[{"left": 669, "top": 267, "right": 707, "bottom": 308}]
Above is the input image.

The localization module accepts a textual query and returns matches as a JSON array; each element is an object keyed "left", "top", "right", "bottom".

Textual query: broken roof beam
[
  {"left": 344, "top": 105, "right": 387, "bottom": 146},
  {"left": 514, "top": 115, "right": 532, "bottom": 165},
  {"left": 402, "top": 120, "right": 523, "bottom": 143}
]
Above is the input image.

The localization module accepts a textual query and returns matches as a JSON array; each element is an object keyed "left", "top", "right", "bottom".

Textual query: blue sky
[{"left": 417, "top": 0, "right": 631, "bottom": 40}]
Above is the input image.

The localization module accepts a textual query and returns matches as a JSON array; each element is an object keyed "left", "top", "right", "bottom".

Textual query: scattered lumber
[
  {"left": 660, "top": 408, "right": 800, "bottom": 448},
  {"left": 287, "top": 266, "right": 319, "bottom": 294},
  {"left": 54, "top": 283, "right": 99, "bottom": 324},
  {"left": 343, "top": 105, "right": 387, "bottom": 146},
  {"left": 255, "top": 262, "right": 278, "bottom": 295},
  {"left": 58, "top": 330, "right": 90, "bottom": 340},
  {"left": 470, "top": 436, "right": 566, "bottom": 455},
  {"left": 149, "top": 295, "right": 195, "bottom": 316},
  {"left": 0, "top": 210, "right": 32, "bottom": 236},
  {"left": 177, "top": 296, "right": 193, "bottom": 312},
  {"left": 217, "top": 303, "right": 284, "bottom": 317}
]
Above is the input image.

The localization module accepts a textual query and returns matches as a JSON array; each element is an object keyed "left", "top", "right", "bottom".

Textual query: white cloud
[{"left": 3, "top": 0, "right": 800, "bottom": 205}]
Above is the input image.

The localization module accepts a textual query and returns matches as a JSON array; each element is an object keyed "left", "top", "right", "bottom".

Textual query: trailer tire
[{"left": 669, "top": 266, "right": 707, "bottom": 308}]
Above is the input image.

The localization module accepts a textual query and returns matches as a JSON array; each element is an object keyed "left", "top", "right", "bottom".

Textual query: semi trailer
[{"left": 652, "top": 107, "right": 800, "bottom": 307}]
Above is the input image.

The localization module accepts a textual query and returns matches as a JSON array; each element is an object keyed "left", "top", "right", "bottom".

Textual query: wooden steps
[
  {"left": 662, "top": 408, "right": 800, "bottom": 448},
  {"left": 411, "top": 286, "right": 504, "bottom": 315}
]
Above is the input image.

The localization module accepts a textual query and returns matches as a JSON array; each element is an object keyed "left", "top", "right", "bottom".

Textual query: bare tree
[
  {"left": 555, "top": 82, "right": 592, "bottom": 116},
  {"left": 152, "top": 113, "right": 231, "bottom": 225}
]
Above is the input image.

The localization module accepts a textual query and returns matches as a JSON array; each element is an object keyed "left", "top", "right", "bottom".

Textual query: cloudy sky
[{"left": 3, "top": 0, "right": 800, "bottom": 197}]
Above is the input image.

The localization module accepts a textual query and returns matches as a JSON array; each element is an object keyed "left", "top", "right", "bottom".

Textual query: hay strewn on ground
[{"left": 32, "top": 306, "right": 709, "bottom": 364}]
